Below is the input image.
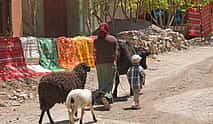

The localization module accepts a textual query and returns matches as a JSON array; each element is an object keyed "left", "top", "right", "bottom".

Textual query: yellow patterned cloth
[{"left": 72, "top": 36, "right": 95, "bottom": 68}]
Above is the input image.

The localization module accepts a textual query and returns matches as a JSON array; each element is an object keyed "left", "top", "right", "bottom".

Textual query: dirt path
[{"left": 1, "top": 47, "right": 213, "bottom": 124}]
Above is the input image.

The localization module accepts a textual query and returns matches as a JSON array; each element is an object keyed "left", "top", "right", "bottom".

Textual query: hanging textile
[
  {"left": 201, "top": 3, "right": 212, "bottom": 35},
  {"left": 72, "top": 36, "right": 95, "bottom": 68},
  {"left": 0, "top": 37, "right": 45, "bottom": 80},
  {"left": 56, "top": 37, "right": 78, "bottom": 68},
  {"left": 20, "top": 37, "right": 40, "bottom": 64},
  {"left": 187, "top": 8, "right": 202, "bottom": 36},
  {"left": 36, "top": 38, "right": 63, "bottom": 70},
  {"left": 211, "top": 2, "right": 213, "bottom": 33},
  {"left": 187, "top": 3, "right": 213, "bottom": 36}
]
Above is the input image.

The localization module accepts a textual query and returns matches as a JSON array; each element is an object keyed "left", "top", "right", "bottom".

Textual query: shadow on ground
[
  {"left": 123, "top": 107, "right": 141, "bottom": 111},
  {"left": 113, "top": 95, "right": 129, "bottom": 102},
  {"left": 45, "top": 120, "right": 69, "bottom": 124},
  {"left": 46, "top": 120, "right": 96, "bottom": 124}
]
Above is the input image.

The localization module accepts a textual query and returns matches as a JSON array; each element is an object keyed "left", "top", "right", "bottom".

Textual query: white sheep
[{"left": 66, "top": 89, "right": 97, "bottom": 124}]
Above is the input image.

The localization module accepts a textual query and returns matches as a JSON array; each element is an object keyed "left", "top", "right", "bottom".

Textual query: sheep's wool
[{"left": 66, "top": 89, "right": 92, "bottom": 108}]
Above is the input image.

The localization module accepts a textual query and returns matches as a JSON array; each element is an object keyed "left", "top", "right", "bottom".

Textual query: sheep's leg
[
  {"left": 68, "top": 110, "right": 74, "bottom": 124},
  {"left": 74, "top": 107, "right": 78, "bottom": 119},
  {"left": 39, "top": 110, "right": 45, "bottom": 124},
  {"left": 130, "top": 88, "right": 133, "bottom": 96},
  {"left": 75, "top": 111, "right": 78, "bottom": 117},
  {"left": 79, "top": 108, "right": 84, "bottom": 124},
  {"left": 90, "top": 105, "right": 97, "bottom": 122},
  {"left": 112, "top": 74, "right": 120, "bottom": 98},
  {"left": 47, "top": 110, "right": 54, "bottom": 124}
]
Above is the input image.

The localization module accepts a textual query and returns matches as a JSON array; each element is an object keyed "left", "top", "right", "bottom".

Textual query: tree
[{"left": 86, "top": 0, "right": 212, "bottom": 33}]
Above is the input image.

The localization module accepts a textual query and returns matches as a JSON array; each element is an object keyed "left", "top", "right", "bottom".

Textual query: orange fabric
[
  {"left": 56, "top": 37, "right": 78, "bottom": 68},
  {"left": 72, "top": 36, "right": 95, "bottom": 68}
]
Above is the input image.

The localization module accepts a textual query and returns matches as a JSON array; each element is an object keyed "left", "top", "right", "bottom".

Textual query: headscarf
[{"left": 98, "top": 23, "right": 109, "bottom": 38}]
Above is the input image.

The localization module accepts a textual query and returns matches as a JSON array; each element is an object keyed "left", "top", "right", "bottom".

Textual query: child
[{"left": 127, "top": 54, "right": 145, "bottom": 109}]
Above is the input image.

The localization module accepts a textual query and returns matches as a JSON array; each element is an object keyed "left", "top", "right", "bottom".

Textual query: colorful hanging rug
[
  {"left": 201, "top": 3, "right": 212, "bottom": 35},
  {"left": 187, "top": 8, "right": 202, "bottom": 36},
  {"left": 0, "top": 37, "right": 46, "bottom": 80},
  {"left": 187, "top": 3, "right": 213, "bottom": 36},
  {"left": 36, "top": 38, "right": 63, "bottom": 70},
  {"left": 20, "top": 37, "right": 40, "bottom": 64},
  {"left": 56, "top": 37, "right": 79, "bottom": 68},
  {"left": 72, "top": 36, "right": 95, "bottom": 68},
  {"left": 211, "top": 2, "right": 213, "bottom": 33}
]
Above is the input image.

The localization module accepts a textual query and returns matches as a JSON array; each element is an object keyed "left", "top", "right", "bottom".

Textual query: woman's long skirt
[{"left": 96, "top": 63, "right": 116, "bottom": 102}]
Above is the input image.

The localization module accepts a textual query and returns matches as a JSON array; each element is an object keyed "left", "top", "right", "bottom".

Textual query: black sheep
[{"left": 38, "top": 63, "right": 91, "bottom": 124}]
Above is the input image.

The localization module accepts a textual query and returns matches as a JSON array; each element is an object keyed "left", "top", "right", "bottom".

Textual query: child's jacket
[{"left": 127, "top": 64, "right": 145, "bottom": 89}]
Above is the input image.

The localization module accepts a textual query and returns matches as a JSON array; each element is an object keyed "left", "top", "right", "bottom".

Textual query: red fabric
[
  {"left": 90, "top": 36, "right": 97, "bottom": 40},
  {"left": 138, "top": 13, "right": 146, "bottom": 19},
  {"left": 0, "top": 37, "right": 47, "bottom": 80},
  {"left": 210, "top": 2, "right": 213, "bottom": 32},
  {"left": 187, "top": 8, "right": 202, "bottom": 36},
  {"left": 98, "top": 23, "right": 109, "bottom": 38},
  {"left": 187, "top": 4, "right": 213, "bottom": 36},
  {"left": 0, "top": 37, "right": 26, "bottom": 67},
  {"left": 201, "top": 3, "right": 212, "bottom": 35}
]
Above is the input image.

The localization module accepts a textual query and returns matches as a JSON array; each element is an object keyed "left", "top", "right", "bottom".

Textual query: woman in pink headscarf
[{"left": 94, "top": 23, "right": 118, "bottom": 110}]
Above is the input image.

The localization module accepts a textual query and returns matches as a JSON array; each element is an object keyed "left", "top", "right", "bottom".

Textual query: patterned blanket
[
  {"left": 0, "top": 37, "right": 45, "bottom": 80},
  {"left": 56, "top": 37, "right": 78, "bottom": 68},
  {"left": 20, "top": 37, "right": 40, "bottom": 64},
  {"left": 36, "top": 38, "right": 63, "bottom": 70},
  {"left": 72, "top": 36, "right": 95, "bottom": 68}
]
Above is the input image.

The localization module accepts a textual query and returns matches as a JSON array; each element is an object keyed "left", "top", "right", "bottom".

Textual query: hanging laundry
[
  {"left": 187, "top": 3, "right": 213, "bottom": 36},
  {"left": 72, "top": 36, "right": 95, "bottom": 68},
  {"left": 201, "top": 3, "right": 212, "bottom": 36},
  {"left": 0, "top": 37, "right": 45, "bottom": 80},
  {"left": 56, "top": 37, "right": 79, "bottom": 68},
  {"left": 36, "top": 38, "right": 63, "bottom": 70},
  {"left": 20, "top": 37, "right": 40, "bottom": 64},
  {"left": 187, "top": 8, "right": 202, "bottom": 36}
]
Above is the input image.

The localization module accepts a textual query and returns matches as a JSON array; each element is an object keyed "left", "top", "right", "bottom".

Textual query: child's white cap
[{"left": 131, "top": 54, "right": 142, "bottom": 63}]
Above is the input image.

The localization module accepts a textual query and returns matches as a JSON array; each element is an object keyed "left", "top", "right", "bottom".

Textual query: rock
[
  {"left": 0, "top": 92, "right": 7, "bottom": 95},
  {"left": 117, "top": 25, "right": 190, "bottom": 55},
  {"left": 17, "top": 97, "right": 25, "bottom": 103},
  {"left": 29, "top": 93, "right": 34, "bottom": 99},
  {"left": 18, "top": 93, "right": 28, "bottom": 100},
  {"left": 10, "top": 101, "right": 21, "bottom": 106},
  {"left": 0, "top": 102, "right": 7, "bottom": 107},
  {"left": 188, "top": 36, "right": 213, "bottom": 46},
  {"left": 15, "top": 89, "right": 22, "bottom": 93},
  {"left": 9, "top": 96, "right": 18, "bottom": 100},
  {"left": 1, "top": 83, "right": 6, "bottom": 88},
  {"left": 32, "top": 86, "right": 37, "bottom": 91}
]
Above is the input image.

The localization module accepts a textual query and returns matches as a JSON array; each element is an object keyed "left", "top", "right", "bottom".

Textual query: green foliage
[{"left": 143, "top": 0, "right": 212, "bottom": 11}]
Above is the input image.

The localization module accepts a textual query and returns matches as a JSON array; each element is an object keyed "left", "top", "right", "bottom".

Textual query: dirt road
[{"left": 1, "top": 47, "right": 213, "bottom": 124}]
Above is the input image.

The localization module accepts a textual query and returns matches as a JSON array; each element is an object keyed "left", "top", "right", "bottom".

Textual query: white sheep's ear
[{"left": 71, "top": 97, "right": 75, "bottom": 103}]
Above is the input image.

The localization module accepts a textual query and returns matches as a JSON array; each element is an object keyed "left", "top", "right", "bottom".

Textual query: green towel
[{"left": 36, "top": 38, "right": 64, "bottom": 70}]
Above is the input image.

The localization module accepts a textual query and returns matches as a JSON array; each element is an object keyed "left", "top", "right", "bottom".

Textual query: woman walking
[{"left": 94, "top": 23, "right": 118, "bottom": 110}]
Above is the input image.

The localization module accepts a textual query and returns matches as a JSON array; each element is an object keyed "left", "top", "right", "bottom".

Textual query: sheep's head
[
  {"left": 73, "top": 62, "right": 91, "bottom": 73},
  {"left": 72, "top": 63, "right": 91, "bottom": 88}
]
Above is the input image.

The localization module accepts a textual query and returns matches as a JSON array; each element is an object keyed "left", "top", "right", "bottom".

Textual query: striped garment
[{"left": 127, "top": 64, "right": 145, "bottom": 89}]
